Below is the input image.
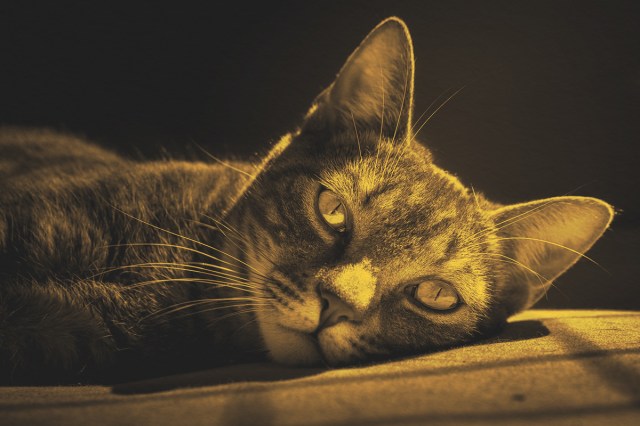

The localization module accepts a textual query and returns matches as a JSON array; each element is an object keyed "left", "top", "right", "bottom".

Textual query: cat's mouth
[
  {"left": 314, "top": 322, "right": 364, "bottom": 365},
  {"left": 274, "top": 324, "right": 325, "bottom": 366},
  {"left": 264, "top": 319, "right": 360, "bottom": 367},
  {"left": 281, "top": 326, "right": 353, "bottom": 367}
]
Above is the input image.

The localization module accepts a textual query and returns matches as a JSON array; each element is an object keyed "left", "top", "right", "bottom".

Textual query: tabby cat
[{"left": 0, "top": 17, "right": 613, "bottom": 384}]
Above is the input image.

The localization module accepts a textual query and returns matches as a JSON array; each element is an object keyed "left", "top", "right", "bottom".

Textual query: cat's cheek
[{"left": 256, "top": 310, "right": 322, "bottom": 366}]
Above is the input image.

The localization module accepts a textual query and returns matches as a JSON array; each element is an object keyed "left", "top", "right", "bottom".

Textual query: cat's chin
[
  {"left": 315, "top": 322, "right": 365, "bottom": 366},
  {"left": 259, "top": 318, "right": 368, "bottom": 366},
  {"left": 261, "top": 324, "right": 323, "bottom": 366}
]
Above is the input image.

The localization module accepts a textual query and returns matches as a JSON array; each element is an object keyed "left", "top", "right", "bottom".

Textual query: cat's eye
[
  {"left": 317, "top": 189, "right": 348, "bottom": 232},
  {"left": 409, "top": 280, "right": 459, "bottom": 311}
]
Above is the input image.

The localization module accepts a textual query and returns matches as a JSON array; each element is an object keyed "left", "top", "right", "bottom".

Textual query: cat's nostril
[
  {"left": 321, "top": 296, "right": 330, "bottom": 311},
  {"left": 317, "top": 288, "right": 360, "bottom": 330}
]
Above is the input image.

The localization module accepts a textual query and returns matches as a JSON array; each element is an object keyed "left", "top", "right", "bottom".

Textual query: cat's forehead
[
  {"left": 265, "top": 132, "right": 487, "bottom": 251},
  {"left": 317, "top": 138, "right": 469, "bottom": 210}
]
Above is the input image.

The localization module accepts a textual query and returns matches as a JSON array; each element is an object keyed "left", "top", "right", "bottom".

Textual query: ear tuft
[{"left": 491, "top": 196, "right": 613, "bottom": 314}]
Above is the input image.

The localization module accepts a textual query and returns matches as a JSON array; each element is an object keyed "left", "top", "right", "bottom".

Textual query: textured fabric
[{"left": 1, "top": 309, "right": 639, "bottom": 425}]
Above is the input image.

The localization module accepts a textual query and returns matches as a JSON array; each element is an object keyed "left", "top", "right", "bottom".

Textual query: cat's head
[{"left": 232, "top": 18, "right": 613, "bottom": 366}]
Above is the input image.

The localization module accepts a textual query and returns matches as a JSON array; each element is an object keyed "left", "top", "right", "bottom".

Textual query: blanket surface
[{"left": 1, "top": 309, "right": 639, "bottom": 426}]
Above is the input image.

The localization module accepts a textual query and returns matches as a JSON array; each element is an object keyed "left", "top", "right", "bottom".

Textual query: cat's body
[
  {"left": 0, "top": 127, "right": 264, "bottom": 382},
  {"left": 0, "top": 18, "right": 613, "bottom": 384}
]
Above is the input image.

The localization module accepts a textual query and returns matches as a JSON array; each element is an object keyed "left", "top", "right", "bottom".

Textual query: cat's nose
[{"left": 318, "top": 288, "right": 362, "bottom": 330}]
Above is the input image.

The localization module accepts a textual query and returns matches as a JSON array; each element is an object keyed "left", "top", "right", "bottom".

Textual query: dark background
[{"left": 2, "top": 1, "right": 638, "bottom": 309}]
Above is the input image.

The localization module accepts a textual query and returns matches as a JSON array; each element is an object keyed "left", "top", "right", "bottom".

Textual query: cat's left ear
[
  {"left": 304, "top": 17, "right": 415, "bottom": 143},
  {"left": 490, "top": 196, "right": 614, "bottom": 315}
]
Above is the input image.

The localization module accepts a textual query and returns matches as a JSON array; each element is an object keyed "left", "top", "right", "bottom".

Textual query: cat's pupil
[
  {"left": 317, "top": 189, "right": 348, "bottom": 232},
  {"left": 414, "top": 280, "right": 459, "bottom": 311}
]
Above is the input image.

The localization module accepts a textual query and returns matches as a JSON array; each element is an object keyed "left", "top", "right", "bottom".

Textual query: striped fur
[{"left": 0, "top": 18, "right": 613, "bottom": 382}]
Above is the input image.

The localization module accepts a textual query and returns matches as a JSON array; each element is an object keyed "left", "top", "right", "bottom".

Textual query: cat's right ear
[{"left": 302, "top": 17, "right": 415, "bottom": 144}]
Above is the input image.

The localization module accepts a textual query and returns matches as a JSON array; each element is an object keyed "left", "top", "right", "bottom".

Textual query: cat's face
[
  {"left": 244, "top": 135, "right": 498, "bottom": 366},
  {"left": 233, "top": 18, "right": 613, "bottom": 366}
]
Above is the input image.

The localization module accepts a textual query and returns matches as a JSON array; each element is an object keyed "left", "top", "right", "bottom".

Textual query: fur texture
[{"left": 0, "top": 18, "right": 613, "bottom": 384}]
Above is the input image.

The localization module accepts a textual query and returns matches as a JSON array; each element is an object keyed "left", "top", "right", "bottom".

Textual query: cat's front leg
[{"left": 0, "top": 279, "right": 121, "bottom": 384}]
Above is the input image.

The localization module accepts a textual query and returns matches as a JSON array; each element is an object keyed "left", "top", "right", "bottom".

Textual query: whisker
[
  {"left": 106, "top": 241, "right": 273, "bottom": 282},
  {"left": 203, "top": 306, "right": 265, "bottom": 326},
  {"left": 464, "top": 199, "right": 560, "bottom": 245},
  {"left": 193, "top": 218, "right": 277, "bottom": 269},
  {"left": 201, "top": 215, "right": 262, "bottom": 256},
  {"left": 153, "top": 296, "right": 267, "bottom": 312},
  {"left": 219, "top": 216, "right": 280, "bottom": 270},
  {"left": 194, "top": 219, "right": 251, "bottom": 254},
  {"left": 125, "top": 277, "right": 262, "bottom": 292},
  {"left": 153, "top": 297, "right": 267, "bottom": 312},
  {"left": 144, "top": 301, "right": 267, "bottom": 322},
  {"left": 183, "top": 307, "right": 265, "bottom": 323},
  {"left": 373, "top": 63, "right": 386, "bottom": 178},
  {"left": 193, "top": 142, "right": 256, "bottom": 178},
  {"left": 205, "top": 215, "right": 247, "bottom": 241},
  {"left": 409, "top": 86, "right": 458, "bottom": 136},
  {"left": 381, "top": 58, "right": 412, "bottom": 180},
  {"left": 473, "top": 252, "right": 548, "bottom": 284},
  {"left": 196, "top": 214, "right": 281, "bottom": 279},
  {"left": 350, "top": 110, "right": 363, "bottom": 162},
  {"left": 108, "top": 206, "right": 269, "bottom": 279},
  {"left": 232, "top": 314, "right": 265, "bottom": 336},
  {"left": 392, "top": 57, "right": 412, "bottom": 145},
  {"left": 411, "top": 86, "right": 465, "bottom": 142},
  {"left": 103, "top": 242, "right": 244, "bottom": 275},
  {"left": 384, "top": 87, "right": 455, "bottom": 179},
  {"left": 470, "top": 185, "right": 481, "bottom": 209},
  {"left": 481, "top": 254, "right": 568, "bottom": 300},
  {"left": 469, "top": 237, "right": 606, "bottom": 271},
  {"left": 465, "top": 185, "right": 595, "bottom": 245},
  {"left": 93, "top": 261, "right": 257, "bottom": 284}
]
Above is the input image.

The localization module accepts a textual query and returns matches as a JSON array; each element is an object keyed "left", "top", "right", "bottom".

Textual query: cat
[{"left": 0, "top": 17, "right": 613, "bottom": 384}]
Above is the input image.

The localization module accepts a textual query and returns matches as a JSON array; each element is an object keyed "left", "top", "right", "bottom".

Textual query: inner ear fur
[
  {"left": 303, "top": 17, "right": 415, "bottom": 144},
  {"left": 490, "top": 196, "right": 613, "bottom": 315}
]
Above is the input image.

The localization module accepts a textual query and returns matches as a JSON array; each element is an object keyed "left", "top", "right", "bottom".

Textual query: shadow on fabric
[{"left": 111, "top": 319, "right": 549, "bottom": 395}]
